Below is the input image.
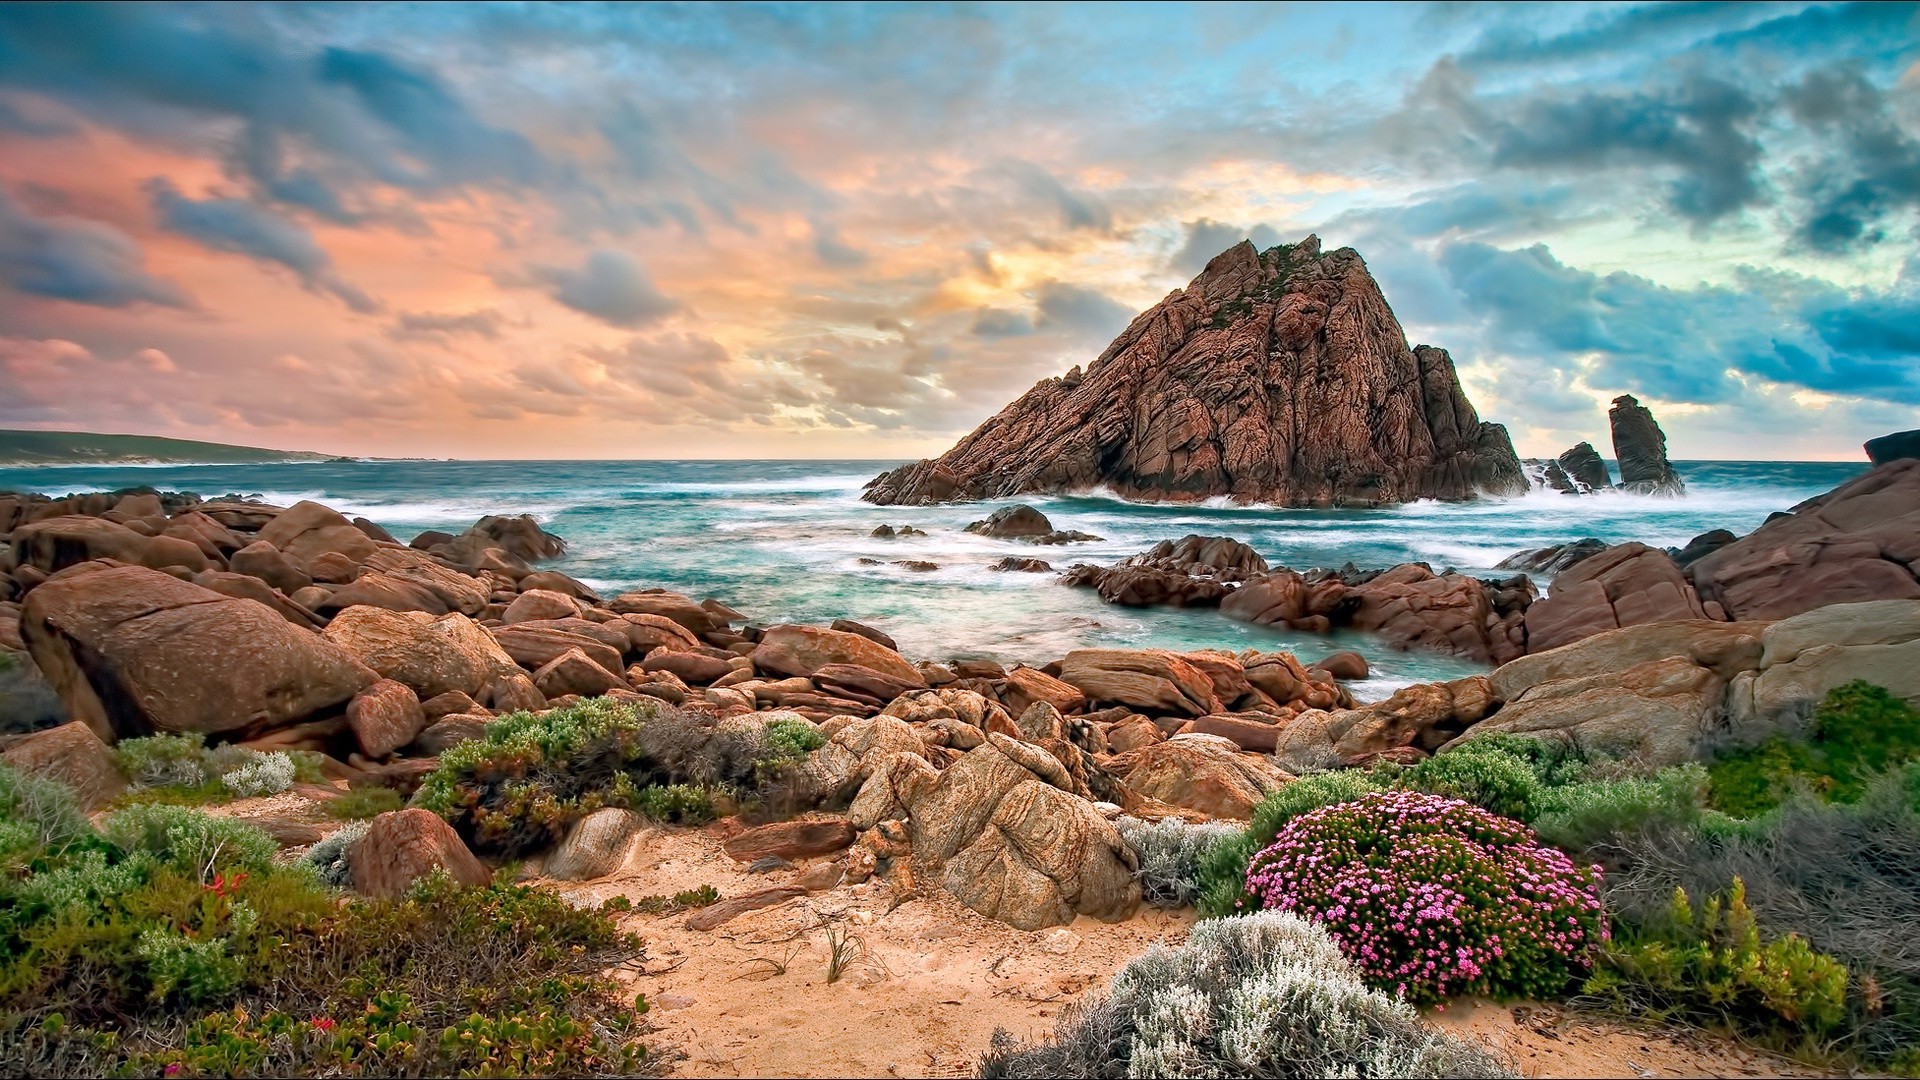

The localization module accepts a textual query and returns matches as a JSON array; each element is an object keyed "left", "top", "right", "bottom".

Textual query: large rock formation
[
  {"left": 863, "top": 237, "right": 1526, "bottom": 507},
  {"left": 1610, "top": 395, "right": 1685, "bottom": 496},
  {"left": 1687, "top": 458, "right": 1920, "bottom": 620},
  {"left": 1521, "top": 542, "right": 1717, "bottom": 654}
]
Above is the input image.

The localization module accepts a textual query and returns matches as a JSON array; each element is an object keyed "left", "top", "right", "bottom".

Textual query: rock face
[
  {"left": 24, "top": 564, "right": 376, "bottom": 741},
  {"left": 1866, "top": 429, "right": 1920, "bottom": 465},
  {"left": 1730, "top": 600, "right": 1920, "bottom": 729},
  {"left": 323, "top": 606, "right": 519, "bottom": 702},
  {"left": 1062, "top": 535, "right": 1267, "bottom": 608},
  {"left": 1609, "top": 395, "right": 1685, "bottom": 496},
  {"left": 1223, "top": 563, "right": 1533, "bottom": 665},
  {"left": 1108, "top": 733, "right": 1291, "bottom": 818},
  {"left": 1522, "top": 543, "right": 1716, "bottom": 654},
  {"left": 862, "top": 237, "right": 1526, "bottom": 508},
  {"left": 1687, "top": 459, "right": 1920, "bottom": 621},
  {"left": 1557, "top": 442, "right": 1612, "bottom": 492},
  {"left": 349, "top": 808, "right": 492, "bottom": 899}
]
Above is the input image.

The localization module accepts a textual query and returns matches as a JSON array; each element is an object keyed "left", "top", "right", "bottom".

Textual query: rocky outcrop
[
  {"left": 1452, "top": 656, "right": 1727, "bottom": 766},
  {"left": 24, "top": 564, "right": 376, "bottom": 742},
  {"left": 1729, "top": 600, "right": 1920, "bottom": 729},
  {"left": 863, "top": 237, "right": 1526, "bottom": 507},
  {"left": 1057, "top": 649, "right": 1221, "bottom": 717},
  {"left": 1061, "top": 535, "right": 1266, "bottom": 608},
  {"left": 1496, "top": 538, "right": 1607, "bottom": 576},
  {"left": 1557, "top": 442, "right": 1612, "bottom": 492},
  {"left": 963, "top": 505, "right": 1099, "bottom": 544},
  {"left": 1522, "top": 542, "right": 1717, "bottom": 654},
  {"left": 1610, "top": 395, "right": 1685, "bottom": 496},
  {"left": 12, "top": 516, "right": 211, "bottom": 576},
  {"left": 1866, "top": 429, "right": 1920, "bottom": 465},
  {"left": 1107, "top": 733, "right": 1291, "bottom": 818},
  {"left": 1223, "top": 562, "right": 1533, "bottom": 665},
  {"left": 751, "top": 624, "right": 924, "bottom": 686},
  {"left": 1687, "top": 459, "right": 1920, "bottom": 621}
]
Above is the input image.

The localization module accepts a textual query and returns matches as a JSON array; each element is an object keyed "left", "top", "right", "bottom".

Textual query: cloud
[
  {"left": 1439, "top": 240, "right": 1920, "bottom": 405},
  {"left": 1034, "top": 281, "right": 1131, "bottom": 340},
  {"left": 146, "top": 179, "right": 378, "bottom": 312},
  {"left": 0, "top": 186, "right": 189, "bottom": 308},
  {"left": 389, "top": 308, "right": 507, "bottom": 342},
  {"left": 1783, "top": 66, "right": 1920, "bottom": 252},
  {"left": 534, "top": 249, "right": 679, "bottom": 327}
]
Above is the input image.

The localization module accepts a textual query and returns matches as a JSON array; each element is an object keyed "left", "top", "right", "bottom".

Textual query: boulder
[
  {"left": 752, "top": 624, "right": 923, "bottom": 685},
  {"left": 1184, "top": 713, "right": 1284, "bottom": 752},
  {"left": 1108, "top": 732, "right": 1291, "bottom": 818},
  {"left": 904, "top": 736, "right": 1139, "bottom": 929},
  {"left": 502, "top": 588, "right": 582, "bottom": 624},
  {"left": 534, "top": 648, "right": 629, "bottom": 698},
  {"left": 616, "top": 613, "right": 703, "bottom": 653},
  {"left": 1316, "top": 651, "right": 1368, "bottom": 680},
  {"left": 862, "top": 238, "right": 1526, "bottom": 508},
  {"left": 257, "top": 500, "right": 378, "bottom": 572},
  {"left": 491, "top": 624, "right": 626, "bottom": 677},
  {"left": 1670, "top": 529, "right": 1738, "bottom": 568},
  {"left": 345, "top": 678, "right": 425, "bottom": 758},
  {"left": 324, "top": 607, "right": 519, "bottom": 700},
  {"left": 1610, "top": 394, "right": 1684, "bottom": 496},
  {"left": 420, "top": 690, "right": 483, "bottom": 721},
  {"left": 348, "top": 808, "right": 491, "bottom": 899},
  {"left": 1058, "top": 649, "right": 1220, "bottom": 717},
  {"left": 1557, "top": 442, "right": 1612, "bottom": 492},
  {"left": 546, "top": 808, "right": 641, "bottom": 881},
  {"left": 189, "top": 569, "right": 324, "bottom": 629},
  {"left": 812, "top": 662, "right": 921, "bottom": 703},
  {"left": 642, "top": 649, "right": 733, "bottom": 686},
  {"left": 964, "top": 504, "right": 1101, "bottom": 543},
  {"left": 1, "top": 720, "right": 125, "bottom": 809},
  {"left": 1731, "top": 600, "right": 1920, "bottom": 727},
  {"left": 606, "top": 590, "right": 723, "bottom": 634},
  {"left": 1495, "top": 538, "right": 1608, "bottom": 576},
  {"left": 409, "top": 713, "right": 489, "bottom": 755},
  {"left": 517, "top": 570, "right": 599, "bottom": 601},
  {"left": 829, "top": 618, "right": 897, "bottom": 651},
  {"left": 1062, "top": 534, "right": 1265, "bottom": 607},
  {"left": 1523, "top": 543, "right": 1714, "bottom": 654},
  {"left": 12, "top": 516, "right": 209, "bottom": 575},
  {"left": 1866, "top": 429, "right": 1920, "bottom": 465},
  {"left": 24, "top": 565, "right": 376, "bottom": 742},
  {"left": 228, "top": 540, "right": 312, "bottom": 594},
  {"left": 1002, "top": 666, "right": 1087, "bottom": 715},
  {"left": 989, "top": 557, "right": 1053, "bottom": 573},
  {"left": 357, "top": 546, "right": 489, "bottom": 615},
  {"left": 468, "top": 514, "right": 566, "bottom": 562},
  {"left": 1688, "top": 459, "right": 1920, "bottom": 621},
  {"left": 722, "top": 817, "right": 857, "bottom": 862},
  {"left": 1451, "top": 656, "right": 1727, "bottom": 766},
  {"left": 486, "top": 672, "right": 545, "bottom": 713},
  {"left": 1492, "top": 619, "right": 1766, "bottom": 703}
]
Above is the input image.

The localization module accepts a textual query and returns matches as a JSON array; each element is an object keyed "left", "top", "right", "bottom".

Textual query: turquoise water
[{"left": 0, "top": 459, "right": 1867, "bottom": 699}]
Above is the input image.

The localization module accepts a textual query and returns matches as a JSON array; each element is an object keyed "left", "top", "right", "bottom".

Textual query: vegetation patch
[
  {"left": 111, "top": 733, "right": 322, "bottom": 806},
  {"left": 1708, "top": 681, "right": 1920, "bottom": 817}
]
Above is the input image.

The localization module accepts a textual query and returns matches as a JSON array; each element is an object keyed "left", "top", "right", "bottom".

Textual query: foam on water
[{"left": 0, "top": 457, "right": 1866, "bottom": 701}]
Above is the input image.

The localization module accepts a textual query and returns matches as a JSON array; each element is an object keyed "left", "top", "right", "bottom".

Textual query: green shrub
[
  {"left": 96, "top": 803, "right": 280, "bottom": 878},
  {"left": 1531, "top": 765, "right": 1713, "bottom": 859},
  {"left": 1399, "top": 742, "right": 1542, "bottom": 820},
  {"left": 763, "top": 716, "right": 825, "bottom": 762},
  {"left": 978, "top": 911, "right": 1511, "bottom": 1079},
  {"left": 1709, "top": 681, "right": 1920, "bottom": 817},
  {"left": 1195, "top": 769, "right": 1388, "bottom": 918},
  {"left": 630, "top": 884, "right": 720, "bottom": 915},
  {"left": 322, "top": 786, "right": 404, "bottom": 821},
  {"left": 0, "top": 762, "right": 90, "bottom": 864},
  {"left": 114, "top": 732, "right": 212, "bottom": 788},
  {"left": 416, "top": 697, "right": 798, "bottom": 856},
  {"left": 1583, "top": 878, "right": 1850, "bottom": 1047},
  {"left": 112, "top": 735, "right": 303, "bottom": 805},
  {"left": 1246, "top": 790, "right": 1607, "bottom": 1004}
]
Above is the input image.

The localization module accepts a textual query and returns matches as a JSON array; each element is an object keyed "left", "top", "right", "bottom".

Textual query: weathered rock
[
  {"left": 989, "top": 557, "right": 1053, "bottom": 573},
  {"left": 1669, "top": 529, "right": 1738, "bottom": 569},
  {"left": 606, "top": 590, "right": 723, "bottom": 634},
  {"left": 534, "top": 648, "right": 628, "bottom": 698},
  {"left": 864, "top": 238, "right": 1526, "bottom": 508},
  {"left": 487, "top": 672, "right": 545, "bottom": 713},
  {"left": 324, "top": 607, "right": 519, "bottom": 700},
  {"left": 1453, "top": 656, "right": 1727, "bottom": 766},
  {"left": 409, "top": 713, "right": 489, "bottom": 755},
  {"left": 963, "top": 505, "right": 1100, "bottom": 544},
  {"left": 502, "top": 589, "right": 582, "bottom": 624},
  {"left": 229, "top": 540, "right": 312, "bottom": 594},
  {"left": 752, "top": 624, "right": 923, "bottom": 685},
  {"left": 1688, "top": 459, "right": 1920, "bottom": 621},
  {"left": 345, "top": 679, "right": 425, "bottom": 758},
  {"left": 258, "top": 500, "right": 378, "bottom": 572},
  {"left": 190, "top": 569, "right": 324, "bottom": 628},
  {"left": 1492, "top": 619, "right": 1766, "bottom": 703},
  {"left": 685, "top": 885, "right": 807, "bottom": 931},
  {"left": 546, "top": 808, "right": 641, "bottom": 881},
  {"left": 1558, "top": 442, "right": 1612, "bottom": 492},
  {"left": 468, "top": 514, "right": 566, "bottom": 562},
  {"left": 642, "top": 649, "right": 733, "bottom": 685},
  {"left": 723, "top": 818, "right": 857, "bottom": 862},
  {"left": 357, "top": 546, "right": 490, "bottom": 615},
  {"left": 12, "top": 516, "right": 210, "bottom": 575},
  {"left": 1524, "top": 543, "right": 1714, "bottom": 654},
  {"left": 1867, "top": 429, "right": 1920, "bottom": 465},
  {"left": 1109, "top": 732, "right": 1291, "bottom": 818},
  {"left": 420, "top": 690, "right": 482, "bottom": 721},
  {"left": 349, "top": 808, "right": 491, "bottom": 899},
  {"left": 1105, "top": 714, "right": 1163, "bottom": 752},
  {"left": 1610, "top": 395, "right": 1685, "bottom": 496},
  {"left": 1057, "top": 649, "right": 1220, "bottom": 717},
  {"left": 1184, "top": 713, "right": 1284, "bottom": 752},
  {"left": 1732, "top": 600, "right": 1920, "bottom": 727},
  {"left": 25, "top": 565, "right": 376, "bottom": 741},
  {"left": 518, "top": 570, "right": 600, "bottom": 602},
  {"left": 1316, "top": 650, "right": 1369, "bottom": 680},
  {"left": 1062, "top": 534, "right": 1265, "bottom": 607},
  {"left": 1002, "top": 665, "right": 1087, "bottom": 715},
  {"left": 829, "top": 618, "right": 897, "bottom": 651},
  {"left": 491, "top": 624, "right": 626, "bottom": 677},
  {"left": 1496, "top": 537, "right": 1608, "bottom": 576},
  {"left": 1, "top": 720, "right": 125, "bottom": 809},
  {"left": 812, "top": 662, "right": 921, "bottom": 703},
  {"left": 1224, "top": 563, "right": 1531, "bottom": 665}
]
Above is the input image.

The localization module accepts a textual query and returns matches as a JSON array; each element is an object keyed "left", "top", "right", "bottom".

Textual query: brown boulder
[
  {"left": 468, "top": 514, "right": 566, "bottom": 562},
  {"left": 348, "top": 808, "right": 491, "bottom": 899},
  {"left": 752, "top": 624, "right": 923, "bottom": 685},
  {"left": 1057, "top": 649, "right": 1220, "bottom": 717},
  {"left": 642, "top": 649, "right": 733, "bottom": 685},
  {"left": 534, "top": 648, "right": 628, "bottom": 698},
  {"left": 409, "top": 713, "right": 489, "bottom": 755},
  {"left": 24, "top": 565, "right": 375, "bottom": 741},
  {"left": 1, "top": 720, "right": 126, "bottom": 809},
  {"left": 189, "top": 569, "right": 323, "bottom": 628},
  {"left": 813, "top": 662, "right": 921, "bottom": 703},
  {"left": 346, "top": 678, "right": 425, "bottom": 758},
  {"left": 1109, "top": 733, "right": 1290, "bottom": 818},
  {"left": 606, "top": 589, "right": 723, "bottom": 634},
  {"left": 1524, "top": 542, "right": 1713, "bottom": 654},
  {"left": 12, "top": 515, "right": 209, "bottom": 575},
  {"left": 502, "top": 588, "right": 582, "bottom": 624},
  {"left": 723, "top": 817, "right": 857, "bottom": 862},
  {"left": 229, "top": 540, "right": 312, "bottom": 594},
  {"left": 323, "top": 607, "right": 519, "bottom": 700},
  {"left": 1451, "top": 656, "right": 1726, "bottom": 766},
  {"left": 1062, "top": 534, "right": 1267, "bottom": 607},
  {"left": 517, "top": 570, "right": 599, "bottom": 601},
  {"left": 829, "top": 618, "right": 898, "bottom": 651},
  {"left": 546, "top": 807, "right": 640, "bottom": 881},
  {"left": 491, "top": 624, "right": 626, "bottom": 677},
  {"left": 1002, "top": 665, "right": 1087, "bottom": 714},
  {"left": 257, "top": 500, "right": 377, "bottom": 573},
  {"left": 616, "top": 612, "right": 703, "bottom": 653},
  {"left": 1688, "top": 459, "right": 1920, "bottom": 621}
]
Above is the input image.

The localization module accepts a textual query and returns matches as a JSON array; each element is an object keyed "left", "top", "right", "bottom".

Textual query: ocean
[{"left": 0, "top": 459, "right": 1867, "bottom": 700}]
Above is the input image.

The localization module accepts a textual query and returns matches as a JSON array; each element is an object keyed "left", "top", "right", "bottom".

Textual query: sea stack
[
  {"left": 1609, "top": 395, "right": 1685, "bottom": 496},
  {"left": 862, "top": 237, "right": 1527, "bottom": 507}
]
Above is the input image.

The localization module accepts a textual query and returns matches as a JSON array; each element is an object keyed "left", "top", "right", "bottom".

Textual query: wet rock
[
  {"left": 963, "top": 504, "right": 1099, "bottom": 543},
  {"left": 1062, "top": 534, "right": 1266, "bottom": 607},
  {"left": 1496, "top": 537, "right": 1608, "bottom": 576},
  {"left": 989, "top": 557, "right": 1053, "bottom": 572},
  {"left": 1866, "top": 429, "right": 1920, "bottom": 465},
  {"left": 1557, "top": 442, "right": 1612, "bottom": 492}
]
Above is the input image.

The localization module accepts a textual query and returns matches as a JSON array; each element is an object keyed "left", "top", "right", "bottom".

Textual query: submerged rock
[{"left": 964, "top": 505, "right": 1100, "bottom": 544}]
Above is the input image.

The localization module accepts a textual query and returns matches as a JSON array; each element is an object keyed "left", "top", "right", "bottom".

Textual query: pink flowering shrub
[{"left": 1245, "top": 789, "right": 1607, "bottom": 1004}]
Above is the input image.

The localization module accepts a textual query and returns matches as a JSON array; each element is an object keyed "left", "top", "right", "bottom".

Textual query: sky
[{"left": 0, "top": 1, "right": 1916, "bottom": 461}]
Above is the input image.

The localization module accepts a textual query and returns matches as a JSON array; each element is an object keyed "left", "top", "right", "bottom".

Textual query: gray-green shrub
[{"left": 1117, "top": 817, "right": 1241, "bottom": 909}]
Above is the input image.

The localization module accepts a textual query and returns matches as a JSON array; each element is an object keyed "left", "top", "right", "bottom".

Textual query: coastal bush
[
  {"left": 1708, "top": 681, "right": 1920, "bottom": 817},
  {"left": 113, "top": 734, "right": 309, "bottom": 805},
  {"left": 1530, "top": 765, "right": 1714, "bottom": 861},
  {"left": 1583, "top": 878, "right": 1850, "bottom": 1048},
  {"left": 303, "top": 821, "right": 370, "bottom": 887},
  {"left": 1117, "top": 816, "right": 1241, "bottom": 909},
  {"left": 977, "top": 910, "right": 1512, "bottom": 1078},
  {"left": 415, "top": 697, "right": 814, "bottom": 856},
  {"left": 1245, "top": 790, "right": 1607, "bottom": 1003},
  {"left": 1195, "top": 769, "right": 1389, "bottom": 918},
  {"left": 1399, "top": 742, "right": 1542, "bottom": 820},
  {"left": 0, "top": 783, "right": 652, "bottom": 1077}
]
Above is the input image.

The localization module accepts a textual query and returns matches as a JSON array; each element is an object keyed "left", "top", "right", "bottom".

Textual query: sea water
[{"left": 0, "top": 459, "right": 1867, "bottom": 700}]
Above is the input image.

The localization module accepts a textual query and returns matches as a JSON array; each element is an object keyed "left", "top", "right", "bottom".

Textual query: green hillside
[{"left": 0, "top": 429, "right": 340, "bottom": 466}]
